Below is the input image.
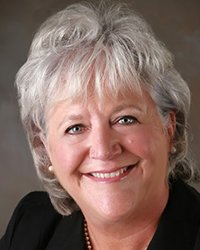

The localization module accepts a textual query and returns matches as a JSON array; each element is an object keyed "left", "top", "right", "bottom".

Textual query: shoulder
[
  {"left": 149, "top": 179, "right": 200, "bottom": 250},
  {"left": 12, "top": 191, "right": 55, "bottom": 210},
  {"left": 170, "top": 180, "right": 200, "bottom": 249},
  {"left": 168, "top": 179, "right": 200, "bottom": 232},
  {"left": 0, "top": 191, "right": 62, "bottom": 250},
  {"left": 170, "top": 179, "right": 200, "bottom": 215},
  {"left": 14, "top": 191, "right": 57, "bottom": 214},
  {"left": 8, "top": 191, "right": 61, "bottom": 229}
]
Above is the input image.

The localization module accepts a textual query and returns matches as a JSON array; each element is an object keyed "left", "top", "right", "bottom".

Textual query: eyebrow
[
  {"left": 112, "top": 104, "right": 144, "bottom": 114},
  {"left": 66, "top": 114, "right": 83, "bottom": 120},
  {"left": 58, "top": 103, "right": 145, "bottom": 129},
  {"left": 58, "top": 114, "right": 84, "bottom": 129}
]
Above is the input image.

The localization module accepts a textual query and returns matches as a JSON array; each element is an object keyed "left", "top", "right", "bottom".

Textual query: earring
[
  {"left": 48, "top": 165, "right": 53, "bottom": 172},
  {"left": 171, "top": 146, "right": 176, "bottom": 154}
]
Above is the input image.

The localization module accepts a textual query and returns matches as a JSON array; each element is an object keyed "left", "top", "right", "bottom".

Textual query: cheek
[
  {"left": 125, "top": 131, "right": 154, "bottom": 158},
  {"left": 124, "top": 128, "right": 169, "bottom": 185},
  {"left": 48, "top": 141, "right": 82, "bottom": 174},
  {"left": 124, "top": 127, "right": 168, "bottom": 162}
]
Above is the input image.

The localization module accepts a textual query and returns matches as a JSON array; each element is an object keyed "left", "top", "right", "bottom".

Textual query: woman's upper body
[
  {"left": 1, "top": 2, "right": 200, "bottom": 249},
  {"left": 1, "top": 179, "right": 200, "bottom": 250}
]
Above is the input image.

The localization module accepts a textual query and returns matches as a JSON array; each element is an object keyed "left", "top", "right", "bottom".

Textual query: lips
[
  {"left": 90, "top": 166, "right": 128, "bottom": 179},
  {"left": 86, "top": 163, "right": 138, "bottom": 182}
]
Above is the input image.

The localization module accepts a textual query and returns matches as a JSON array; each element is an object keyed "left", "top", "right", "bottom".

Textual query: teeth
[{"left": 91, "top": 167, "right": 128, "bottom": 179}]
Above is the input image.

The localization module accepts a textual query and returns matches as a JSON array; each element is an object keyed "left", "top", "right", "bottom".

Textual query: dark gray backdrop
[{"left": 0, "top": 0, "right": 200, "bottom": 237}]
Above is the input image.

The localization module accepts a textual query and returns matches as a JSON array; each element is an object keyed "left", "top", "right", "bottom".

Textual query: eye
[
  {"left": 117, "top": 116, "right": 138, "bottom": 125},
  {"left": 65, "top": 124, "right": 86, "bottom": 135}
]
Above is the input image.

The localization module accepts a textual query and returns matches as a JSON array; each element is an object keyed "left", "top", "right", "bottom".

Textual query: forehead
[{"left": 47, "top": 86, "right": 156, "bottom": 120}]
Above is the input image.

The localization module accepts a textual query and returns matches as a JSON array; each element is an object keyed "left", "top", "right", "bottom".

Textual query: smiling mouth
[{"left": 88, "top": 164, "right": 137, "bottom": 180}]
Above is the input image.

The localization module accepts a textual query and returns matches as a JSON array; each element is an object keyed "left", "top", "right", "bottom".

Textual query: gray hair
[{"left": 15, "top": 2, "right": 196, "bottom": 215}]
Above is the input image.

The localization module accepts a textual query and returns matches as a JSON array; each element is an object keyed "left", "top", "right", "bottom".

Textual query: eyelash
[
  {"left": 115, "top": 115, "right": 138, "bottom": 125},
  {"left": 65, "top": 116, "right": 138, "bottom": 135},
  {"left": 65, "top": 124, "right": 86, "bottom": 135}
]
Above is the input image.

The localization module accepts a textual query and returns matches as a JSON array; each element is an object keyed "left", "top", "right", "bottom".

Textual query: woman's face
[{"left": 45, "top": 89, "right": 174, "bottom": 224}]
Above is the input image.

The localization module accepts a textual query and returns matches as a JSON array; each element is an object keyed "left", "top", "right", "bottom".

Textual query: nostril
[
  {"left": 89, "top": 143, "right": 122, "bottom": 160},
  {"left": 89, "top": 149, "right": 111, "bottom": 160}
]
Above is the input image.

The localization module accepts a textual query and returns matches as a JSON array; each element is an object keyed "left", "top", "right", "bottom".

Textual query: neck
[
  {"left": 85, "top": 218, "right": 156, "bottom": 250},
  {"left": 86, "top": 217, "right": 158, "bottom": 250}
]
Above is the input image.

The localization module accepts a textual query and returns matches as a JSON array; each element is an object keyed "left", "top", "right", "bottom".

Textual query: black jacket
[{"left": 1, "top": 179, "right": 200, "bottom": 250}]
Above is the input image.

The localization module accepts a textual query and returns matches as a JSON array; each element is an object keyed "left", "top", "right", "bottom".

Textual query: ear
[{"left": 167, "top": 111, "right": 176, "bottom": 142}]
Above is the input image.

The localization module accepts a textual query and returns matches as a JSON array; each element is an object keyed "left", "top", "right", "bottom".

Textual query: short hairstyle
[{"left": 15, "top": 2, "right": 196, "bottom": 215}]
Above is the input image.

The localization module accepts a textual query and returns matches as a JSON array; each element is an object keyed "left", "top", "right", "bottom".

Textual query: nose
[{"left": 89, "top": 127, "right": 122, "bottom": 160}]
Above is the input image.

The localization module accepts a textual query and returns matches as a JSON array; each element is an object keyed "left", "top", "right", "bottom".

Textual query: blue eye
[
  {"left": 66, "top": 124, "right": 85, "bottom": 135},
  {"left": 118, "top": 116, "right": 138, "bottom": 125}
]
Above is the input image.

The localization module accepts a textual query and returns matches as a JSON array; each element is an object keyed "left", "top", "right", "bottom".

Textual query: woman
[{"left": 1, "top": 2, "right": 200, "bottom": 250}]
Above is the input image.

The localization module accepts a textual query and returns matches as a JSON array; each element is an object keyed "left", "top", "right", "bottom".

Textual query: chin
[{"left": 94, "top": 199, "right": 136, "bottom": 223}]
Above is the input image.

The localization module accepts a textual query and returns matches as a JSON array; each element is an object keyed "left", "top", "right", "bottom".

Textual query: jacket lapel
[{"left": 46, "top": 211, "right": 85, "bottom": 250}]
